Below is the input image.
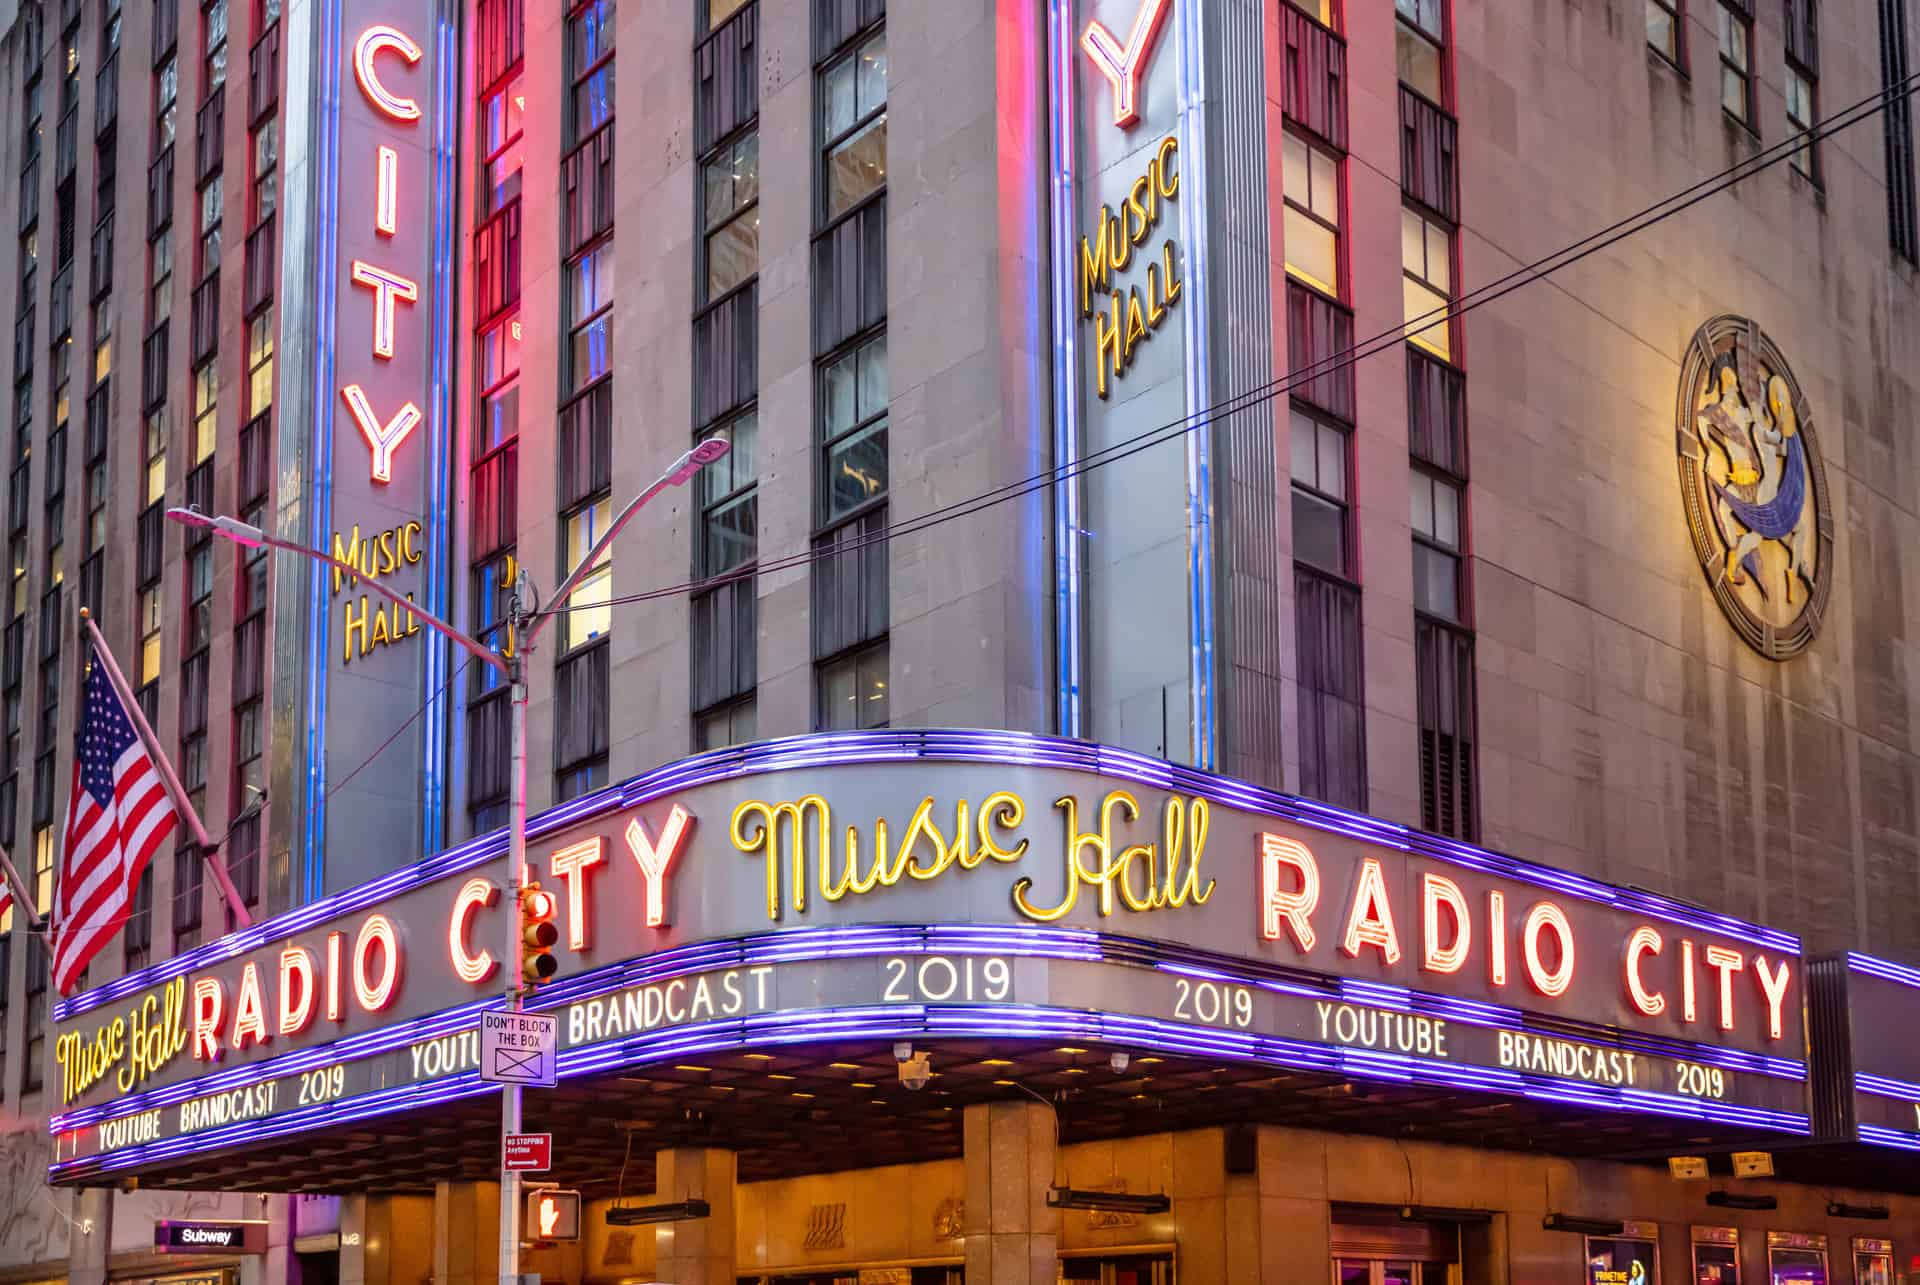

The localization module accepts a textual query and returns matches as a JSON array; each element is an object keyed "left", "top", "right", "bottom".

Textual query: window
[
  {"left": 43, "top": 501, "right": 61, "bottom": 585},
  {"left": 470, "top": 551, "right": 515, "bottom": 694},
  {"left": 85, "top": 457, "right": 104, "bottom": 550},
  {"left": 9, "top": 543, "right": 24, "bottom": 620},
  {"left": 235, "top": 502, "right": 266, "bottom": 618},
  {"left": 172, "top": 840, "right": 203, "bottom": 944},
  {"left": 1416, "top": 616, "right": 1477, "bottom": 840},
  {"left": 819, "top": 335, "right": 888, "bottom": 524},
  {"left": 143, "top": 409, "right": 167, "bottom": 504},
  {"left": 1395, "top": 0, "right": 1444, "bottom": 102},
  {"left": 821, "top": 30, "right": 887, "bottom": 220},
  {"left": 1410, "top": 468, "right": 1464, "bottom": 622},
  {"left": 203, "top": 0, "right": 228, "bottom": 90},
  {"left": 1786, "top": 63, "right": 1816, "bottom": 177},
  {"left": 139, "top": 585, "right": 161, "bottom": 683},
  {"left": 1882, "top": 0, "right": 1917, "bottom": 261},
  {"left": 697, "top": 413, "right": 757, "bottom": 579},
  {"left": 1286, "top": 0, "right": 1335, "bottom": 26},
  {"left": 246, "top": 312, "right": 271, "bottom": 414},
  {"left": 157, "top": 55, "right": 178, "bottom": 148},
  {"left": 560, "top": 498, "right": 611, "bottom": 651},
  {"left": 1648, "top": 0, "right": 1682, "bottom": 64},
  {"left": 564, "top": 243, "right": 613, "bottom": 394},
  {"left": 103, "top": 0, "right": 122, "bottom": 55},
  {"left": 149, "top": 227, "right": 173, "bottom": 320},
  {"left": 480, "top": 74, "right": 523, "bottom": 217},
  {"left": 198, "top": 174, "right": 222, "bottom": 274},
  {"left": 185, "top": 541, "right": 212, "bottom": 652},
  {"left": 818, "top": 641, "right": 888, "bottom": 730},
  {"left": 93, "top": 323, "right": 111, "bottom": 383},
  {"left": 694, "top": 698, "right": 755, "bottom": 751},
  {"left": 19, "top": 228, "right": 37, "bottom": 295},
  {"left": 476, "top": 315, "right": 519, "bottom": 454},
  {"left": 124, "top": 864, "right": 153, "bottom": 973},
  {"left": 251, "top": 118, "right": 277, "bottom": 223},
  {"left": 1718, "top": 2, "right": 1752, "bottom": 124},
  {"left": 709, "top": 0, "right": 748, "bottom": 27},
  {"left": 703, "top": 133, "right": 759, "bottom": 300},
  {"left": 1401, "top": 206, "right": 1452, "bottom": 360},
  {"left": 192, "top": 359, "right": 215, "bottom": 462},
  {"left": 565, "top": 0, "right": 615, "bottom": 147},
  {"left": 1283, "top": 132, "right": 1341, "bottom": 298},
  {"left": 1290, "top": 409, "right": 1349, "bottom": 576}
]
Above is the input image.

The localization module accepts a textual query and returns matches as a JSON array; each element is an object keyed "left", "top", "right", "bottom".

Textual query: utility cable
[{"left": 533, "top": 69, "right": 1920, "bottom": 621}]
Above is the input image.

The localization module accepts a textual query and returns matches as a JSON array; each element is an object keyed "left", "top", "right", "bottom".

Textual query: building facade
[{"left": 3, "top": 0, "right": 1920, "bottom": 1281}]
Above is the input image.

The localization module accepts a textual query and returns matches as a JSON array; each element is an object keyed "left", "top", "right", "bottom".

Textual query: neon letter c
[{"left": 354, "top": 25, "right": 423, "bottom": 122}]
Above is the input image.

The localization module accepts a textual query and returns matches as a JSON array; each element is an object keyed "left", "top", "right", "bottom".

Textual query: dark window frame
[
  {"left": 1648, "top": 0, "right": 1687, "bottom": 71},
  {"left": 813, "top": 327, "right": 888, "bottom": 535},
  {"left": 1410, "top": 463, "right": 1468, "bottom": 627},
  {"left": 816, "top": 25, "right": 887, "bottom": 227},
  {"left": 1289, "top": 403, "right": 1353, "bottom": 581},
  {"left": 1717, "top": 0, "right": 1756, "bottom": 130}
]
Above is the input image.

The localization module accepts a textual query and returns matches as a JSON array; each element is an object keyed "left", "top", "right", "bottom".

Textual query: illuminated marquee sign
[{"left": 47, "top": 733, "right": 1811, "bottom": 1182}]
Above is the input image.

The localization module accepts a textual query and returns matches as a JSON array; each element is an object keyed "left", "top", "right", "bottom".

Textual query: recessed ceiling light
[
  {"left": 673, "top": 1065, "right": 711, "bottom": 1073},
  {"left": 981, "top": 1059, "right": 1014, "bottom": 1067},
  {"left": 743, "top": 1053, "right": 775, "bottom": 1061},
  {"left": 767, "top": 1073, "right": 796, "bottom": 1081},
  {"left": 792, "top": 1092, "right": 816, "bottom": 1100},
  {"left": 851, "top": 1081, "right": 875, "bottom": 1089},
  {"left": 828, "top": 1062, "right": 863, "bottom": 1071},
  {"left": 1055, "top": 1047, "right": 1086, "bottom": 1055}
]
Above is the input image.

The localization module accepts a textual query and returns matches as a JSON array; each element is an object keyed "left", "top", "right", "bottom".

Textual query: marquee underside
[{"left": 106, "top": 1035, "right": 1910, "bottom": 1197}]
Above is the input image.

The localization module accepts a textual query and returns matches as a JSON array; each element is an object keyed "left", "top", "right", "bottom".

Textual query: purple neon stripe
[
  {"left": 1857, "top": 1072, "right": 1920, "bottom": 1100},
  {"left": 1859, "top": 1124, "right": 1920, "bottom": 1151},
  {"left": 1849, "top": 953, "right": 1920, "bottom": 990}
]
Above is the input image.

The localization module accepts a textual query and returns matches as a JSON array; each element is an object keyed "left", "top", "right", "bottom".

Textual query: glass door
[
  {"left": 1059, "top": 1253, "right": 1174, "bottom": 1285},
  {"left": 1337, "top": 1258, "right": 1456, "bottom": 1285}
]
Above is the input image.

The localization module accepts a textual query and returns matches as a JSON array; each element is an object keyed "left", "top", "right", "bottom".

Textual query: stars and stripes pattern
[{"left": 54, "top": 645, "right": 178, "bottom": 993}]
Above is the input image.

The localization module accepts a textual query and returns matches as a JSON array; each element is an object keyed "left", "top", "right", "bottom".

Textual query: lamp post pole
[{"left": 167, "top": 435, "right": 729, "bottom": 1285}]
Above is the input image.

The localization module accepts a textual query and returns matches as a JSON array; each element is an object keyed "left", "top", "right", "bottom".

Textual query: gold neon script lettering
[
  {"left": 732, "top": 794, "right": 1029, "bottom": 921},
  {"left": 1012, "top": 791, "right": 1215, "bottom": 922},
  {"left": 55, "top": 977, "right": 188, "bottom": 1104}
]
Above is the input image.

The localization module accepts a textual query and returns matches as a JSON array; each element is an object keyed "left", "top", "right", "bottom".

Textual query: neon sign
[
  {"left": 1080, "top": 0, "right": 1171, "bottom": 128},
  {"left": 341, "top": 23, "right": 426, "bottom": 483}
]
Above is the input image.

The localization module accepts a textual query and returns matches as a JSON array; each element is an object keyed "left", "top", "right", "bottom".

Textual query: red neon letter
[
  {"left": 550, "top": 837, "right": 605, "bottom": 951},
  {"left": 624, "top": 805, "right": 694, "bottom": 928},
  {"left": 448, "top": 878, "right": 498, "bottom": 984},
  {"left": 1081, "top": 0, "right": 1171, "bottom": 128},
  {"left": 325, "top": 931, "right": 345, "bottom": 1021},
  {"left": 1339, "top": 857, "right": 1402, "bottom": 965},
  {"left": 1705, "top": 944, "right": 1744, "bottom": 1031},
  {"left": 1488, "top": 890, "right": 1508, "bottom": 985},
  {"left": 1753, "top": 954, "right": 1792, "bottom": 1041},
  {"left": 279, "top": 946, "right": 317, "bottom": 1036},
  {"left": 353, "top": 25, "right": 423, "bottom": 121},
  {"left": 1522, "top": 902, "right": 1575, "bottom": 998},
  {"left": 1259, "top": 833, "right": 1319, "bottom": 953},
  {"left": 1624, "top": 926, "right": 1665, "bottom": 1017},
  {"left": 1681, "top": 939, "right": 1697, "bottom": 1022},
  {"left": 191, "top": 978, "right": 225, "bottom": 1061},
  {"left": 350, "top": 260, "right": 419, "bottom": 359},
  {"left": 341, "top": 385, "right": 423, "bottom": 484},
  {"left": 376, "top": 145, "right": 399, "bottom": 236},
  {"left": 353, "top": 914, "right": 402, "bottom": 1011},
  {"left": 1419, "top": 873, "right": 1470, "bottom": 974},
  {"left": 232, "top": 961, "right": 271, "bottom": 1051}
]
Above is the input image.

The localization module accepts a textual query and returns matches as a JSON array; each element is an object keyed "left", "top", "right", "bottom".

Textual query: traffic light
[
  {"left": 525, "top": 1189, "right": 580, "bottom": 1242},
  {"left": 520, "top": 883, "right": 559, "bottom": 985}
]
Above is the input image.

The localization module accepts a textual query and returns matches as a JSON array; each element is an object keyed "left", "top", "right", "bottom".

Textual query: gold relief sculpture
[
  {"left": 1676, "top": 316, "right": 1831, "bottom": 659},
  {"left": 803, "top": 1202, "right": 848, "bottom": 1251},
  {"left": 932, "top": 1195, "right": 965, "bottom": 1240}
]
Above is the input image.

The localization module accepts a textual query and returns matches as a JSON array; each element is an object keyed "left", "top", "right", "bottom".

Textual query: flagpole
[
  {"left": 78, "top": 610, "right": 252, "bottom": 929},
  {"left": 0, "top": 842, "right": 41, "bottom": 928}
]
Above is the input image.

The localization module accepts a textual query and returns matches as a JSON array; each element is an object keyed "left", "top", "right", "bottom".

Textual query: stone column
[
  {"left": 963, "top": 1100, "right": 1058, "bottom": 1285},
  {"left": 240, "top": 1195, "right": 292, "bottom": 1285},
  {"left": 652, "top": 1147, "right": 737, "bottom": 1285},
  {"left": 66, "top": 1188, "right": 114, "bottom": 1285},
  {"left": 433, "top": 1182, "right": 501, "bottom": 1285}
]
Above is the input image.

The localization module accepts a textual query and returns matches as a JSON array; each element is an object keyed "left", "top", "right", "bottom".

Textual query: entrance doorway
[
  {"left": 1059, "top": 1252, "right": 1174, "bottom": 1284},
  {"left": 1331, "top": 1207, "right": 1464, "bottom": 1285}
]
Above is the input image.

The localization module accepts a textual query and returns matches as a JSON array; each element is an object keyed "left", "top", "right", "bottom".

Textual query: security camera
[
  {"left": 1109, "top": 1051, "right": 1130, "bottom": 1073},
  {"left": 898, "top": 1053, "right": 932, "bottom": 1090},
  {"left": 893, "top": 1041, "right": 914, "bottom": 1063}
]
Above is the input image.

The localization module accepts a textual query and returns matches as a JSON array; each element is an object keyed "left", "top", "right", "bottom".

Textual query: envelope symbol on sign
[{"left": 494, "top": 1047, "right": 542, "bottom": 1079}]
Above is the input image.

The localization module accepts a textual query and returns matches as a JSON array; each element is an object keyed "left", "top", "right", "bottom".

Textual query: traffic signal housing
[
  {"left": 525, "top": 1189, "right": 580, "bottom": 1242},
  {"left": 520, "top": 883, "right": 559, "bottom": 985}
]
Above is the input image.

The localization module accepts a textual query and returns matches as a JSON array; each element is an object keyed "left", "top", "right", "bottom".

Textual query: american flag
[{"left": 54, "top": 646, "right": 178, "bottom": 993}]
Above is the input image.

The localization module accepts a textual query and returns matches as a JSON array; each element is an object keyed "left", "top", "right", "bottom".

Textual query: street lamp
[{"left": 166, "top": 433, "right": 729, "bottom": 1285}]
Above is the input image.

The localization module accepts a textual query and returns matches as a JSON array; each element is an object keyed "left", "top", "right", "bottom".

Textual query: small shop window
[
  {"left": 1692, "top": 1226, "right": 1740, "bottom": 1285},
  {"left": 1852, "top": 1239, "right": 1893, "bottom": 1285},
  {"left": 1059, "top": 1251, "right": 1175, "bottom": 1285},
  {"left": 1767, "top": 1234, "right": 1828, "bottom": 1285},
  {"left": 1587, "top": 1230, "right": 1659, "bottom": 1285}
]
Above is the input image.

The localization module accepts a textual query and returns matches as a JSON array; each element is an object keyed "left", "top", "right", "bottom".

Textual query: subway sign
[{"left": 47, "top": 732, "right": 1812, "bottom": 1183}]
